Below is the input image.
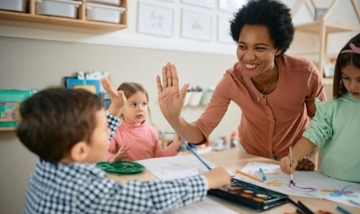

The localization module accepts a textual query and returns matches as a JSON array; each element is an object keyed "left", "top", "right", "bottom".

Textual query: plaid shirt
[{"left": 24, "top": 112, "right": 207, "bottom": 214}]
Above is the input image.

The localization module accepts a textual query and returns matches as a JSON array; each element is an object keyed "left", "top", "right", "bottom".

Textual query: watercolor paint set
[{"left": 208, "top": 178, "right": 289, "bottom": 210}]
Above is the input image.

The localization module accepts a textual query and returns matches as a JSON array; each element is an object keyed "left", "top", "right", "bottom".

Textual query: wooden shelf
[
  {"left": 0, "top": 127, "right": 16, "bottom": 131},
  {"left": 295, "top": 21, "right": 360, "bottom": 34},
  {"left": 0, "top": 0, "right": 127, "bottom": 30},
  {"left": 292, "top": 0, "right": 360, "bottom": 77}
]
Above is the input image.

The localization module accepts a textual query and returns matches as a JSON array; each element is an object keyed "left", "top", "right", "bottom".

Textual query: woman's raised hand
[{"left": 156, "top": 63, "right": 189, "bottom": 120}]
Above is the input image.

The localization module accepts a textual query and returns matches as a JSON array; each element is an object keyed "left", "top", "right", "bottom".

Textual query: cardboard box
[{"left": 0, "top": 89, "right": 37, "bottom": 128}]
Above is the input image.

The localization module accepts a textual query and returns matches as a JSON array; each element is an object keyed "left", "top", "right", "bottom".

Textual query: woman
[{"left": 156, "top": 0, "right": 326, "bottom": 169}]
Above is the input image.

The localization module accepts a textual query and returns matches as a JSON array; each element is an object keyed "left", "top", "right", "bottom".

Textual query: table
[{"left": 108, "top": 148, "right": 360, "bottom": 213}]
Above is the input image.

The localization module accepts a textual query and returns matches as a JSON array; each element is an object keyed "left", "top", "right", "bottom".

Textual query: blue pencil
[
  {"left": 184, "top": 142, "right": 212, "bottom": 170},
  {"left": 259, "top": 168, "right": 267, "bottom": 181},
  {"left": 336, "top": 205, "right": 352, "bottom": 214}
]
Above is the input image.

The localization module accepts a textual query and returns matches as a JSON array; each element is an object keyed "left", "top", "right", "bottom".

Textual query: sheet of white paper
[
  {"left": 165, "top": 197, "right": 238, "bottom": 214},
  {"left": 138, "top": 154, "right": 216, "bottom": 180},
  {"left": 236, "top": 162, "right": 360, "bottom": 208}
]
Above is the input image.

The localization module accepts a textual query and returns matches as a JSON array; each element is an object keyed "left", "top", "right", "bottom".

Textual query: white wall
[{"left": 0, "top": 0, "right": 359, "bottom": 213}]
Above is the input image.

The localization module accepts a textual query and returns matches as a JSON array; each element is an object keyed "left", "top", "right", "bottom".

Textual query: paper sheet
[
  {"left": 236, "top": 162, "right": 360, "bottom": 208},
  {"left": 138, "top": 155, "right": 239, "bottom": 213},
  {"left": 138, "top": 154, "right": 216, "bottom": 180}
]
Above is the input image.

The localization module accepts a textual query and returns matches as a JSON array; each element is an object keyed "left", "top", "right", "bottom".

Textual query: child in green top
[{"left": 280, "top": 33, "right": 360, "bottom": 182}]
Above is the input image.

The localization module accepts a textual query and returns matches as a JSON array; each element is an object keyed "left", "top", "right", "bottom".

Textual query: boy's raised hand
[{"left": 101, "top": 78, "right": 126, "bottom": 117}]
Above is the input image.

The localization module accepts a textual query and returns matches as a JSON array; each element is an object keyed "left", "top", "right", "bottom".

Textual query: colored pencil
[
  {"left": 235, "top": 169, "right": 263, "bottom": 183},
  {"left": 336, "top": 205, "right": 352, "bottom": 214}
]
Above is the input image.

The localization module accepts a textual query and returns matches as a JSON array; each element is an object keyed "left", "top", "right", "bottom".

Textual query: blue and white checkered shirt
[{"left": 24, "top": 112, "right": 208, "bottom": 213}]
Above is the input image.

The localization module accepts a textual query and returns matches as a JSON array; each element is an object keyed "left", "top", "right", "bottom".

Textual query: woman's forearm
[{"left": 167, "top": 116, "right": 205, "bottom": 144}]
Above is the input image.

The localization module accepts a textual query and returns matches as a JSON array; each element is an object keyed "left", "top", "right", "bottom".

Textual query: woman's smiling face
[{"left": 236, "top": 25, "right": 279, "bottom": 78}]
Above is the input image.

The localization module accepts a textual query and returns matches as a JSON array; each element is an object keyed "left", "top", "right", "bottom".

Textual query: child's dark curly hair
[{"left": 230, "top": 0, "right": 294, "bottom": 56}]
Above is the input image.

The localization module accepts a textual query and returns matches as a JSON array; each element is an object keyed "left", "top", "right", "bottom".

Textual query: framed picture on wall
[
  {"left": 64, "top": 77, "right": 101, "bottom": 95},
  {"left": 181, "top": 0, "right": 214, "bottom": 8},
  {"left": 137, "top": 2, "right": 174, "bottom": 37},
  {"left": 181, "top": 9, "right": 213, "bottom": 41},
  {"left": 218, "top": 15, "right": 233, "bottom": 44},
  {"left": 218, "top": 0, "right": 246, "bottom": 12}
]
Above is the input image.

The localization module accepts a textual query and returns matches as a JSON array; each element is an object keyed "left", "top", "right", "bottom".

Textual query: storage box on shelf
[
  {"left": 0, "top": 0, "right": 28, "bottom": 12},
  {"left": 0, "top": 0, "right": 127, "bottom": 30},
  {"left": 87, "top": 0, "right": 121, "bottom": 6},
  {"left": 86, "top": 3, "right": 125, "bottom": 23},
  {"left": 35, "top": 0, "right": 81, "bottom": 19}
]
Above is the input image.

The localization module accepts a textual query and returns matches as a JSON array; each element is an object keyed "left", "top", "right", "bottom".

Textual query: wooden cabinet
[
  {"left": 292, "top": 0, "right": 360, "bottom": 77},
  {"left": 0, "top": 0, "right": 127, "bottom": 30}
]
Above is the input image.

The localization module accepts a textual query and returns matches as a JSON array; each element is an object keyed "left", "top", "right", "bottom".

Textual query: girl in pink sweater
[{"left": 103, "top": 78, "right": 181, "bottom": 161}]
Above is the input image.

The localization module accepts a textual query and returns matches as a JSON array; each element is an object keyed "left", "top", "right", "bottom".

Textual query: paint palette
[
  {"left": 208, "top": 178, "right": 289, "bottom": 210},
  {"left": 96, "top": 161, "right": 145, "bottom": 174}
]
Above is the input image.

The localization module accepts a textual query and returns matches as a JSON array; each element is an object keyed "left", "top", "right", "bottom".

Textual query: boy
[{"left": 17, "top": 87, "right": 230, "bottom": 213}]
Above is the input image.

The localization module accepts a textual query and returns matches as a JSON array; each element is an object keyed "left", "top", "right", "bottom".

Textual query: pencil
[
  {"left": 235, "top": 169, "right": 264, "bottom": 183},
  {"left": 336, "top": 205, "right": 352, "bottom": 214}
]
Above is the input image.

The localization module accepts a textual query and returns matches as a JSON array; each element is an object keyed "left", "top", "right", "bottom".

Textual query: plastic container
[
  {"left": 188, "top": 92, "right": 203, "bottom": 106},
  {"left": 87, "top": 0, "right": 121, "bottom": 6},
  {"left": 86, "top": 3, "right": 125, "bottom": 23},
  {"left": 35, "top": 0, "right": 81, "bottom": 19},
  {"left": 200, "top": 89, "right": 213, "bottom": 106},
  {"left": 0, "top": 0, "right": 28, "bottom": 12}
]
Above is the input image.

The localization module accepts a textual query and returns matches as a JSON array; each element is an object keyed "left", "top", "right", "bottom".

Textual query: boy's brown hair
[{"left": 16, "top": 88, "right": 103, "bottom": 162}]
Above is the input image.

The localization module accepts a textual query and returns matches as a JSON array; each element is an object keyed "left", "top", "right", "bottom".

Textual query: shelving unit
[
  {"left": 0, "top": 0, "right": 127, "bottom": 30},
  {"left": 0, "top": 127, "right": 16, "bottom": 131},
  {"left": 291, "top": 0, "right": 360, "bottom": 77}
]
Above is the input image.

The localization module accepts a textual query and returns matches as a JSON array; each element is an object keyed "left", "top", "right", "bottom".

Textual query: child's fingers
[{"left": 280, "top": 156, "right": 293, "bottom": 174}]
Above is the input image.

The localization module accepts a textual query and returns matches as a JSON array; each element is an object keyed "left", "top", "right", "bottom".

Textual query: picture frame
[
  {"left": 137, "top": 2, "right": 174, "bottom": 38},
  {"left": 64, "top": 77, "right": 101, "bottom": 95},
  {"left": 181, "top": 0, "right": 214, "bottom": 8},
  {"left": 0, "top": 89, "right": 37, "bottom": 129},
  {"left": 181, "top": 9, "right": 213, "bottom": 41},
  {"left": 218, "top": 0, "right": 245, "bottom": 12},
  {"left": 217, "top": 15, "right": 234, "bottom": 44}
]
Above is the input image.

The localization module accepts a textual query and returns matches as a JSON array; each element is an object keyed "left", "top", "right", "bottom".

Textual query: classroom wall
[{"left": 0, "top": 0, "right": 359, "bottom": 213}]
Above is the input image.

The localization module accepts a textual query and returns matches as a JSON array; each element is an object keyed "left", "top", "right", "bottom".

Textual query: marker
[
  {"left": 298, "top": 200, "right": 314, "bottom": 214},
  {"left": 336, "top": 205, "right": 352, "bottom": 214},
  {"left": 259, "top": 168, "right": 267, "bottom": 181}
]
